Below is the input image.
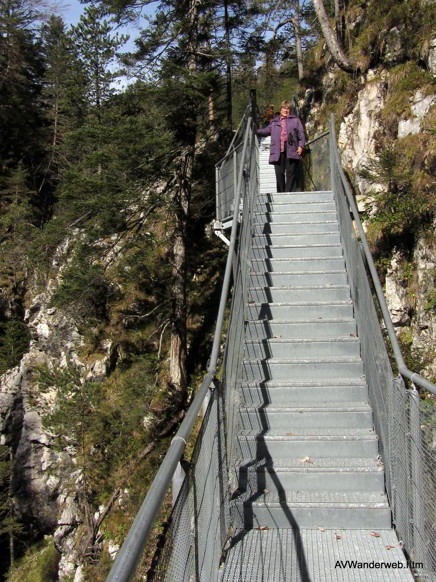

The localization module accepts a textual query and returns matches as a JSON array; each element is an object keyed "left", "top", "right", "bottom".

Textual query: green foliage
[
  {"left": 359, "top": 137, "right": 434, "bottom": 235},
  {"left": 38, "top": 357, "right": 159, "bottom": 500},
  {"left": 0, "top": 317, "right": 30, "bottom": 375},
  {"left": 51, "top": 245, "right": 110, "bottom": 320},
  {"left": 6, "top": 537, "right": 60, "bottom": 582}
]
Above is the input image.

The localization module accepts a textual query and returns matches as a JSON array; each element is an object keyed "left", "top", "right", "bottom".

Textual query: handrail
[
  {"left": 223, "top": 103, "right": 250, "bottom": 160},
  {"left": 105, "top": 117, "right": 254, "bottom": 582},
  {"left": 329, "top": 114, "right": 436, "bottom": 396},
  {"left": 306, "top": 130, "right": 330, "bottom": 147}
]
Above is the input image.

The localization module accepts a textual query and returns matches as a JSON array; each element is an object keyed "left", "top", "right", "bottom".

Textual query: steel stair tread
[
  {"left": 249, "top": 285, "right": 350, "bottom": 290},
  {"left": 245, "top": 318, "right": 356, "bottom": 324},
  {"left": 239, "top": 401, "right": 371, "bottom": 412},
  {"left": 242, "top": 356, "right": 362, "bottom": 363},
  {"left": 236, "top": 457, "right": 384, "bottom": 471},
  {"left": 241, "top": 378, "right": 367, "bottom": 387},
  {"left": 251, "top": 257, "right": 344, "bottom": 262},
  {"left": 255, "top": 194, "right": 333, "bottom": 198},
  {"left": 245, "top": 336, "right": 359, "bottom": 344},
  {"left": 251, "top": 244, "right": 342, "bottom": 250},
  {"left": 246, "top": 300, "right": 352, "bottom": 306},
  {"left": 238, "top": 428, "right": 377, "bottom": 439},
  {"left": 221, "top": 529, "right": 415, "bottom": 582},
  {"left": 250, "top": 269, "right": 347, "bottom": 275},
  {"left": 236, "top": 490, "right": 388, "bottom": 507},
  {"left": 253, "top": 220, "right": 339, "bottom": 226}
]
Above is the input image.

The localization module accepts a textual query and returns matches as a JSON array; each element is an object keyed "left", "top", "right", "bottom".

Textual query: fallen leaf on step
[
  {"left": 350, "top": 333, "right": 356, "bottom": 337},
  {"left": 335, "top": 533, "right": 342, "bottom": 540},
  {"left": 248, "top": 300, "right": 255, "bottom": 304},
  {"left": 298, "top": 456, "right": 314, "bottom": 463},
  {"left": 273, "top": 335, "right": 282, "bottom": 338},
  {"left": 385, "top": 545, "right": 397, "bottom": 550},
  {"left": 318, "top": 527, "right": 325, "bottom": 532},
  {"left": 287, "top": 432, "right": 295, "bottom": 436},
  {"left": 256, "top": 526, "right": 269, "bottom": 531},
  {"left": 370, "top": 532, "right": 381, "bottom": 537}
]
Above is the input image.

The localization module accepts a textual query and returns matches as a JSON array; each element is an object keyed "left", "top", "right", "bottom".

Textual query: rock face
[
  {"left": 0, "top": 238, "right": 118, "bottom": 580},
  {"left": 338, "top": 70, "right": 387, "bottom": 200},
  {"left": 398, "top": 90, "right": 436, "bottom": 138},
  {"left": 337, "top": 68, "right": 435, "bottom": 380}
]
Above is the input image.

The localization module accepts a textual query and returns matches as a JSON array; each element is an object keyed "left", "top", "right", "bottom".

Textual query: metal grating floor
[{"left": 221, "top": 529, "right": 415, "bottom": 582}]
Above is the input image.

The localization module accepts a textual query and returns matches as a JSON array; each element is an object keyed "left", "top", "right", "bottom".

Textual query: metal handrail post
[{"left": 329, "top": 114, "right": 436, "bottom": 395}]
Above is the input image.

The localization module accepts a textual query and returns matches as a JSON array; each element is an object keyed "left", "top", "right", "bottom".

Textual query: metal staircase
[
  {"left": 106, "top": 111, "right": 435, "bottom": 582},
  {"left": 220, "top": 139, "right": 413, "bottom": 580}
]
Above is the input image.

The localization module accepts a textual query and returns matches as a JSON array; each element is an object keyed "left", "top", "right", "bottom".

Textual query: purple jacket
[{"left": 257, "top": 115, "right": 305, "bottom": 163}]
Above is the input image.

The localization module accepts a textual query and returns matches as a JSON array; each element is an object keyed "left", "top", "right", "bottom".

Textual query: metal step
[
  {"left": 256, "top": 201, "right": 337, "bottom": 213},
  {"left": 252, "top": 221, "right": 339, "bottom": 234},
  {"left": 245, "top": 319, "right": 357, "bottom": 340},
  {"left": 246, "top": 301, "right": 354, "bottom": 321},
  {"left": 241, "top": 357, "right": 364, "bottom": 381},
  {"left": 257, "top": 191, "right": 334, "bottom": 203},
  {"left": 244, "top": 337, "right": 360, "bottom": 359},
  {"left": 221, "top": 529, "right": 415, "bottom": 582},
  {"left": 249, "top": 271, "right": 348, "bottom": 287},
  {"left": 231, "top": 490, "right": 391, "bottom": 530},
  {"left": 251, "top": 244, "right": 343, "bottom": 259},
  {"left": 250, "top": 257, "right": 345, "bottom": 273},
  {"left": 255, "top": 211, "right": 338, "bottom": 223},
  {"left": 240, "top": 379, "right": 368, "bottom": 404},
  {"left": 235, "top": 457, "right": 385, "bottom": 492},
  {"left": 248, "top": 285, "right": 350, "bottom": 303},
  {"left": 237, "top": 428, "right": 378, "bottom": 458},
  {"left": 253, "top": 232, "right": 341, "bottom": 245},
  {"left": 239, "top": 402, "right": 373, "bottom": 430}
]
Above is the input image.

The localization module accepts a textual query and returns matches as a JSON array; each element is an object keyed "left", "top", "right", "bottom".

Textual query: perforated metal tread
[
  {"left": 245, "top": 337, "right": 359, "bottom": 344},
  {"left": 238, "top": 428, "right": 376, "bottom": 438},
  {"left": 236, "top": 457, "right": 383, "bottom": 470},
  {"left": 249, "top": 285, "right": 349, "bottom": 290},
  {"left": 221, "top": 529, "right": 415, "bottom": 582},
  {"left": 238, "top": 490, "right": 389, "bottom": 507},
  {"left": 240, "top": 402, "right": 371, "bottom": 412},
  {"left": 241, "top": 378, "right": 367, "bottom": 387},
  {"left": 245, "top": 300, "right": 353, "bottom": 307},
  {"left": 242, "top": 356, "right": 363, "bottom": 364}
]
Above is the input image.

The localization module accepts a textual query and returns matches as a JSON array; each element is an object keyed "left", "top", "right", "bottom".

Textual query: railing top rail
[
  {"left": 215, "top": 138, "right": 245, "bottom": 168},
  {"left": 306, "top": 130, "right": 330, "bottom": 147},
  {"left": 222, "top": 103, "right": 250, "bottom": 159},
  {"left": 329, "top": 114, "right": 436, "bottom": 396},
  {"left": 106, "top": 115, "right": 255, "bottom": 582}
]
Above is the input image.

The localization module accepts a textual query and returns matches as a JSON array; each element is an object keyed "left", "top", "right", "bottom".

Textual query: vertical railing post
[
  {"left": 250, "top": 88, "right": 257, "bottom": 128},
  {"left": 216, "top": 165, "right": 220, "bottom": 222},
  {"left": 409, "top": 385, "right": 424, "bottom": 571},
  {"left": 172, "top": 463, "right": 186, "bottom": 507}
]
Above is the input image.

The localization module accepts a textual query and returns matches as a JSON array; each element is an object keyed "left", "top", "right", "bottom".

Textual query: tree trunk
[
  {"left": 169, "top": 177, "right": 189, "bottom": 394},
  {"left": 294, "top": 0, "right": 304, "bottom": 81},
  {"left": 313, "top": 0, "right": 356, "bottom": 73},
  {"left": 168, "top": 0, "right": 199, "bottom": 396},
  {"left": 224, "top": 0, "right": 232, "bottom": 127}
]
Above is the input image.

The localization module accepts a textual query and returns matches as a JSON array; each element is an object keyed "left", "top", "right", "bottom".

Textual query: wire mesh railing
[
  {"left": 302, "top": 130, "right": 331, "bottom": 192},
  {"left": 150, "top": 120, "right": 258, "bottom": 582},
  {"left": 105, "top": 114, "right": 258, "bottom": 582},
  {"left": 329, "top": 115, "right": 436, "bottom": 581}
]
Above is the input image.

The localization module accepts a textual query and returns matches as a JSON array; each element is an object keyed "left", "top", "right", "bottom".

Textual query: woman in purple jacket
[{"left": 257, "top": 100, "right": 305, "bottom": 192}]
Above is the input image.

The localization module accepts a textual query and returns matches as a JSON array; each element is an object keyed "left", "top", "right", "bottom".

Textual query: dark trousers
[{"left": 274, "top": 152, "right": 301, "bottom": 192}]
